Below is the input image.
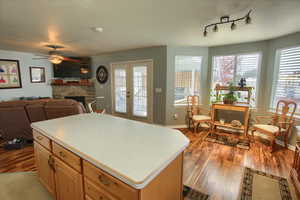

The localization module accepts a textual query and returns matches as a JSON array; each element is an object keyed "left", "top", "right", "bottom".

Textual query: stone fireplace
[{"left": 52, "top": 84, "right": 95, "bottom": 107}]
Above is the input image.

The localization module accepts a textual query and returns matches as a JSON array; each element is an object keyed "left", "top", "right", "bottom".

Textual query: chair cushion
[
  {"left": 253, "top": 124, "right": 281, "bottom": 133},
  {"left": 192, "top": 115, "right": 211, "bottom": 121}
]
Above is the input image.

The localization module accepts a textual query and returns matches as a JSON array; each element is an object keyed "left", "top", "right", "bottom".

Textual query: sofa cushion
[
  {"left": 44, "top": 99, "right": 86, "bottom": 120},
  {"left": 25, "top": 104, "right": 47, "bottom": 123},
  {"left": 0, "top": 106, "right": 32, "bottom": 140}
]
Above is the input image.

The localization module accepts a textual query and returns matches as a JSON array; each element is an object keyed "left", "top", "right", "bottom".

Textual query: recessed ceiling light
[{"left": 91, "top": 27, "right": 104, "bottom": 33}]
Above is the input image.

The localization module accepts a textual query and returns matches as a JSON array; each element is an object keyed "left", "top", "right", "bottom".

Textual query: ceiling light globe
[
  {"left": 50, "top": 55, "right": 63, "bottom": 64},
  {"left": 203, "top": 30, "right": 208, "bottom": 37}
]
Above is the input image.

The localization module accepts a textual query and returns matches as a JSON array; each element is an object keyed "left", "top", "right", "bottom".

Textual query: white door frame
[{"left": 110, "top": 59, "right": 153, "bottom": 123}]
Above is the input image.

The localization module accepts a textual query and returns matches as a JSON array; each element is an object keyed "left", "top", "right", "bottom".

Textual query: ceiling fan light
[
  {"left": 213, "top": 24, "right": 218, "bottom": 32},
  {"left": 49, "top": 55, "right": 63, "bottom": 64},
  {"left": 231, "top": 22, "right": 237, "bottom": 30}
]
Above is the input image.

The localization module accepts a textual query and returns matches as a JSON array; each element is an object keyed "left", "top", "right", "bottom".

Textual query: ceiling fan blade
[{"left": 62, "top": 57, "right": 81, "bottom": 63}]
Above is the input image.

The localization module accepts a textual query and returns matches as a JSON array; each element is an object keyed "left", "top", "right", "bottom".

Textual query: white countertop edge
[{"left": 32, "top": 125, "right": 189, "bottom": 189}]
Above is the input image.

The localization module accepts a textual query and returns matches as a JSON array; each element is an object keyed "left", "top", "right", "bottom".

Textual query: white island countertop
[{"left": 31, "top": 113, "right": 189, "bottom": 189}]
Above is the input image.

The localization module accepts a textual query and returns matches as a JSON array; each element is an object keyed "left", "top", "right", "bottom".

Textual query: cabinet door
[
  {"left": 53, "top": 157, "right": 84, "bottom": 200},
  {"left": 34, "top": 141, "right": 56, "bottom": 195}
]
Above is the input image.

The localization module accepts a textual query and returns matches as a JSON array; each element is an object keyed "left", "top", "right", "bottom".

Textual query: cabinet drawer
[
  {"left": 53, "top": 142, "right": 81, "bottom": 172},
  {"left": 33, "top": 130, "right": 51, "bottom": 151},
  {"left": 83, "top": 161, "right": 138, "bottom": 200},
  {"left": 85, "top": 179, "right": 118, "bottom": 200}
]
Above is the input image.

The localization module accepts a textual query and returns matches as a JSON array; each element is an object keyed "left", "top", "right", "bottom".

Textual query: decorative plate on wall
[{"left": 96, "top": 65, "right": 108, "bottom": 84}]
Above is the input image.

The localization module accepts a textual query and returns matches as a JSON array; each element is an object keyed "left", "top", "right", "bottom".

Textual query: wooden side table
[
  {"left": 211, "top": 103, "right": 250, "bottom": 138},
  {"left": 291, "top": 127, "right": 300, "bottom": 194}
]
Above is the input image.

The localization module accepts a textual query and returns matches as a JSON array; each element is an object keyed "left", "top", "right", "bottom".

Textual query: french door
[{"left": 111, "top": 60, "right": 153, "bottom": 122}]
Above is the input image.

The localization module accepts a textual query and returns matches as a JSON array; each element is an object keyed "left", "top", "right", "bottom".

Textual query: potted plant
[{"left": 223, "top": 83, "right": 238, "bottom": 104}]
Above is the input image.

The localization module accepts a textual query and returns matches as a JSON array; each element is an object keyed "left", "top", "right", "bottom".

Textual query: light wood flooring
[{"left": 0, "top": 129, "right": 298, "bottom": 200}]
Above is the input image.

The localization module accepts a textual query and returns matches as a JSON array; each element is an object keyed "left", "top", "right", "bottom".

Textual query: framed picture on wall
[
  {"left": 30, "top": 67, "right": 45, "bottom": 83},
  {"left": 0, "top": 59, "right": 22, "bottom": 89}
]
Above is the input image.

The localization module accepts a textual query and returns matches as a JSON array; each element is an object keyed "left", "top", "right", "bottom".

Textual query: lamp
[
  {"left": 213, "top": 24, "right": 218, "bottom": 32},
  {"left": 245, "top": 15, "right": 252, "bottom": 24},
  {"left": 49, "top": 55, "right": 63, "bottom": 64},
  {"left": 231, "top": 22, "right": 237, "bottom": 30}
]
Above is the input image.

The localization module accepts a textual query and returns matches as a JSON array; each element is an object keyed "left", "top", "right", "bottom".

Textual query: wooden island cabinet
[{"left": 32, "top": 114, "right": 189, "bottom": 200}]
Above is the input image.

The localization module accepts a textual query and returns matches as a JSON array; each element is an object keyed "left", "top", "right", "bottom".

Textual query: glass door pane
[
  {"left": 114, "top": 69, "right": 127, "bottom": 113},
  {"left": 133, "top": 66, "right": 147, "bottom": 117}
]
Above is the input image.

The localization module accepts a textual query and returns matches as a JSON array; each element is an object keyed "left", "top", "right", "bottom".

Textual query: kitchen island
[{"left": 31, "top": 113, "right": 189, "bottom": 200}]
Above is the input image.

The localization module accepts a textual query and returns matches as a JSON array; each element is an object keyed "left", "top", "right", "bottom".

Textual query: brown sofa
[{"left": 0, "top": 99, "right": 86, "bottom": 140}]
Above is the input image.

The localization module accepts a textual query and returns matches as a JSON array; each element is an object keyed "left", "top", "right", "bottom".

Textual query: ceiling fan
[{"left": 33, "top": 44, "right": 81, "bottom": 64}]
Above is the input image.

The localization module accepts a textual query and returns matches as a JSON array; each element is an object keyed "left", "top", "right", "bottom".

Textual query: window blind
[
  {"left": 174, "top": 56, "right": 202, "bottom": 105},
  {"left": 272, "top": 46, "right": 300, "bottom": 110}
]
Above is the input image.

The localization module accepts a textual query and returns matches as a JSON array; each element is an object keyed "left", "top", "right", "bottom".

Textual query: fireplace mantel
[{"left": 51, "top": 82, "right": 94, "bottom": 87}]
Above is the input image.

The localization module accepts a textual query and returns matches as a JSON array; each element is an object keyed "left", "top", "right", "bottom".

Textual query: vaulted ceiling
[{"left": 0, "top": 0, "right": 300, "bottom": 56}]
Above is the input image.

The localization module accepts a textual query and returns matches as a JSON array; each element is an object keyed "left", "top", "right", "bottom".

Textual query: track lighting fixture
[{"left": 203, "top": 9, "right": 252, "bottom": 37}]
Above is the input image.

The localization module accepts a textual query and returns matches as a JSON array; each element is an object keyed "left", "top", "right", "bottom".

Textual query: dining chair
[{"left": 251, "top": 100, "right": 297, "bottom": 152}]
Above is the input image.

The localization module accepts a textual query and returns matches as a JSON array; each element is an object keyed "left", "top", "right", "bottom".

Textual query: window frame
[
  {"left": 210, "top": 52, "right": 262, "bottom": 107},
  {"left": 174, "top": 55, "right": 203, "bottom": 106}
]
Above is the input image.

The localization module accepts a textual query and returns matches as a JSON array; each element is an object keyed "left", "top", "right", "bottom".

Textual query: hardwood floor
[
  {"left": 181, "top": 128, "right": 296, "bottom": 200},
  {"left": 0, "top": 129, "right": 297, "bottom": 200},
  {"left": 0, "top": 140, "right": 36, "bottom": 173}
]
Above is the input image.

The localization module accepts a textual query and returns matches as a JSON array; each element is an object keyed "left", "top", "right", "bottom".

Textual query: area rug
[
  {"left": 0, "top": 172, "right": 52, "bottom": 200},
  {"left": 183, "top": 185, "right": 209, "bottom": 200},
  {"left": 0, "top": 172, "right": 208, "bottom": 200},
  {"left": 239, "top": 167, "right": 296, "bottom": 200},
  {"left": 205, "top": 132, "right": 250, "bottom": 150}
]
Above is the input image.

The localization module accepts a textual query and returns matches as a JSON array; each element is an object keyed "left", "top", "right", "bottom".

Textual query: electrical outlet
[{"left": 173, "top": 113, "right": 178, "bottom": 120}]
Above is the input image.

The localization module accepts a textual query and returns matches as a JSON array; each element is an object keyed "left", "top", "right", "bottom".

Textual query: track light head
[
  {"left": 245, "top": 16, "right": 252, "bottom": 24},
  {"left": 203, "top": 30, "right": 207, "bottom": 37},
  {"left": 231, "top": 22, "right": 237, "bottom": 30},
  {"left": 213, "top": 24, "right": 218, "bottom": 32}
]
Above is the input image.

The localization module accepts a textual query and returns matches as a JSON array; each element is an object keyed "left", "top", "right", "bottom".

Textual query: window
[
  {"left": 211, "top": 53, "right": 260, "bottom": 105},
  {"left": 271, "top": 46, "right": 300, "bottom": 111},
  {"left": 174, "top": 56, "right": 202, "bottom": 105}
]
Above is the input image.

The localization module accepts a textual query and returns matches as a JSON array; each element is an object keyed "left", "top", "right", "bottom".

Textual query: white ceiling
[{"left": 0, "top": 0, "right": 300, "bottom": 56}]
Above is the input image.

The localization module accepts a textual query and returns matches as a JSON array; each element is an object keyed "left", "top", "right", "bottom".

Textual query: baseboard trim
[
  {"left": 252, "top": 132, "right": 295, "bottom": 151},
  {"left": 166, "top": 125, "right": 188, "bottom": 129},
  {"left": 166, "top": 125, "right": 296, "bottom": 151}
]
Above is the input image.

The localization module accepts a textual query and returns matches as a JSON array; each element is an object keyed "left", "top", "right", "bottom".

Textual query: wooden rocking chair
[
  {"left": 187, "top": 95, "right": 211, "bottom": 133},
  {"left": 251, "top": 100, "right": 297, "bottom": 152}
]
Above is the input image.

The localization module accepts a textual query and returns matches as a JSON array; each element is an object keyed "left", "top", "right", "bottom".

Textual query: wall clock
[{"left": 96, "top": 65, "right": 108, "bottom": 84}]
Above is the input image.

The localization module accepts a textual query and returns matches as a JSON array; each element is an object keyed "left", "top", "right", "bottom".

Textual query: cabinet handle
[
  {"left": 98, "top": 174, "right": 111, "bottom": 186},
  {"left": 48, "top": 155, "right": 56, "bottom": 172},
  {"left": 36, "top": 136, "right": 43, "bottom": 140},
  {"left": 59, "top": 151, "right": 66, "bottom": 158}
]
